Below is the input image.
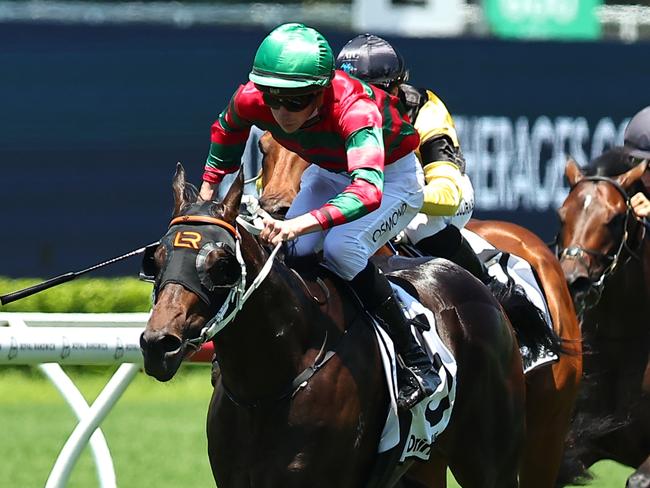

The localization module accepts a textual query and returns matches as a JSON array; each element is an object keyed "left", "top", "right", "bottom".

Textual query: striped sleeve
[
  {"left": 203, "top": 87, "right": 252, "bottom": 184},
  {"left": 310, "top": 127, "right": 385, "bottom": 229}
]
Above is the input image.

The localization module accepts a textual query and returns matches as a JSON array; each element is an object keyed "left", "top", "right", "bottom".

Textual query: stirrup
[{"left": 395, "top": 355, "right": 440, "bottom": 410}]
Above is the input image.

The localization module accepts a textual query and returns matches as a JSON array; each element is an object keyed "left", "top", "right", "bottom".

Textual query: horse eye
[
  {"left": 204, "top": 249, "right": 240, "bottom": 287},
  {"left": 606, "top": 213, "right": 625, "bottom": 230}
]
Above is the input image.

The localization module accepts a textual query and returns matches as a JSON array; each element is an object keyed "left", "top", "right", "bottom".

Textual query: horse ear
[
  {"left": 171, "top": 162, "right": 199, "bottom": 216},
  {"left": 565, "top": 157, "right": 584, "bottom": 187},
  {"left": 222, "top": 170, "right": 244, "bottom": 222},
  {"left": 172, "top": 162, "right": 187, "bottom": 217},
  {"left": 616, "top": 159, "right": 648, "bottom": 190}
]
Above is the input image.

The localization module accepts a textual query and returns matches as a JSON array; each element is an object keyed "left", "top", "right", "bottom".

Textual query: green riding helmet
[{"left": 249, "top": 23, "right": 335, "bottom": 95}]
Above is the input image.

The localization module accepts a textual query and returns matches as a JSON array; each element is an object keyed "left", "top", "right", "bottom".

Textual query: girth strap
[{"left": 220, "top": 327, "right": 349, "bottom": 409}]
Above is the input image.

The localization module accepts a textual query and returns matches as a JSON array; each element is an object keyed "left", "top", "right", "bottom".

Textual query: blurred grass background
[{"left": 0, "top": 366, "right": 634, "bottom": 487}]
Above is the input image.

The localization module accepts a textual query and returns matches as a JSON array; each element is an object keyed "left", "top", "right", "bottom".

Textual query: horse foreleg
[
  {"left": 403, "top": 451, "right": 447, "bottom": 488},
  {"left": 520, "top": 358, "right": 581, "bottom": 488},
  {"left": 627, "top": 456, "right": 650, "bottom": 488}
]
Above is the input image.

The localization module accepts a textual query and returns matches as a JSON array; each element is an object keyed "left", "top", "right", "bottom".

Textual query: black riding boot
[
  {"left": 350, "top": 261, "right": 440, "bottom": 410},
  {"left": 416, "top": 225, "right": 488, "bottom": 283},
  {"left": 448, "top": 236, "right": 489, "bottom": 284}
]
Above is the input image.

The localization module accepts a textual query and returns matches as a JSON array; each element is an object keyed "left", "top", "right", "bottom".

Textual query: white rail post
[
  {"left": 9, "top": 315, "right": 120, "bottom": 488},
  {"left": 45, "top": 363, "right": 140, "bottom": 488},
  {"left": 0, "top": 312, "right": 149, "bottom": 488},
  {"left": 38, "top": 365, "right": 119, "bottom": 488}
]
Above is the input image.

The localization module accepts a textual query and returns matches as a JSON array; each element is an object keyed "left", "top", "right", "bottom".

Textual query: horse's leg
[
  {"left": 519, "top": 330, "right": 582, "bottom": 488},
  {"left": 627, "top": 455, "right": 650, "bottom": 488},
  {"left": 440, "top": 307, "right": 524, "bottom": 488},
  {"left": 465, "top": 219, "right": 583, "bottom": 487},
  {"left": 519, "top": 356, "right": 581, "bottom": 488},
  {"left": 403, "top": 450, "right": 447, "bottom": 487}
]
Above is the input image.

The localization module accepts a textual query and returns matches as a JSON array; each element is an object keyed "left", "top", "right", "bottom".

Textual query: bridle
[
  {"left": 154, "top": 198, "right": 282, "bottom": 352},
  {"left": 155, "top": 198, "right": 342, "bottom": 408},
  {"left": 556, "top": 175, "right": 645, "bottom": 307}
]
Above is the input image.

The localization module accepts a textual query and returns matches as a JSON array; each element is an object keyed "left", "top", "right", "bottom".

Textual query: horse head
[
  {"left": 140, "top": 163, "right": 249, "bottom": 381},
  {"left": 557, "top": 156, "right": 647, "bottom": 315},
  {"left": 258, "top": 131, "right": 309, "bottom": 218}
]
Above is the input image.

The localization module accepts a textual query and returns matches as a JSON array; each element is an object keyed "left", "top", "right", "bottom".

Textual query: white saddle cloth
[
  {"left": 376, "top": 283, "right": 457, "bottom": 463},
  {"left": 461, "top": 228, "right": 558, "bottom": 373}
]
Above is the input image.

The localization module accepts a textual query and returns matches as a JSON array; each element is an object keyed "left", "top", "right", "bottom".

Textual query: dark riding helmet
[{"left": 335, "top": 34, "right": 408, "bottom": 90}]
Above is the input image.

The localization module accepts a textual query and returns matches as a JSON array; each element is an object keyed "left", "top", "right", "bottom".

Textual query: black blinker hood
[{"left": 155, "top": 221, "right": 237, "bottom": 306}]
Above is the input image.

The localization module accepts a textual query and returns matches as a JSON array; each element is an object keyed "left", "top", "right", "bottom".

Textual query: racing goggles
[{"left": 263, "top": 92, "right": 318, "bottom": 112}]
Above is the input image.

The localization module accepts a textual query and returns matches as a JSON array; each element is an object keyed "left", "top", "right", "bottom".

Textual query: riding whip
[{"left": 0, "top": 242, "right": 159, "bottom": 305}]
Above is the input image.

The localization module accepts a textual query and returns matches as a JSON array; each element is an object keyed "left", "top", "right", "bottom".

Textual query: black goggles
[{"left": 262, "top": 92, "right": 318, "bottom": 112}]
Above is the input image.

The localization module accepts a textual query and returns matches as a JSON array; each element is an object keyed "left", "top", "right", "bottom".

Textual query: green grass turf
[{"left": 0, "top": 367, "right": 633, "bottom": 487}]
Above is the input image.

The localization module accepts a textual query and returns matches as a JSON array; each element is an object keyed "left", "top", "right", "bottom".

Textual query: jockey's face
[{"left": 269, "top": 91, "right": 323, "bottom": 133}]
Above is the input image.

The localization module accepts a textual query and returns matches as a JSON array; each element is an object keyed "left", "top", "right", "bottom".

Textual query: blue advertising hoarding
[{"left": 1, "top": 23, "right": 648, "bottom": 277}]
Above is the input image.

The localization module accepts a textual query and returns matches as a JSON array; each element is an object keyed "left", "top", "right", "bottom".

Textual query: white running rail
[{"left": 0, "top": 312, "right": 208, "bottom": 488}]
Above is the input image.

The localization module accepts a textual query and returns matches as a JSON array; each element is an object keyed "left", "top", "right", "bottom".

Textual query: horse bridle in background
[{"left": 556, "top": 175, "right": 645, "bottom": 305}]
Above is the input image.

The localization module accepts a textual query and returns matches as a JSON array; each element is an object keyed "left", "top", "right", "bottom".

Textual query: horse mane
[
  {"left": 584, "top": 147, "right": 636, "bottom": 177},
  {"left": 583, "top": 147, "right": 647, "bottom": 196}
]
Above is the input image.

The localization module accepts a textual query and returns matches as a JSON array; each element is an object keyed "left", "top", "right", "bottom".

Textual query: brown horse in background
[
  {"left": 557, "top": 155, "right": 650, "bottom": 487},
  {"left": 258, "top": 132, "right": 582, "bottom": 488},
  {"left": 139, "top": 164, "right": 525, "bottom": 487}
]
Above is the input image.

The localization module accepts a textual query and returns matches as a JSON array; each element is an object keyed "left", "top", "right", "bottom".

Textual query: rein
[
  {"left": 172, "top": 196, "right": 343, "bottom": 408},
  {"left": 182, "top": 202, "right": 282, "bottom": 350},
  {"left": 220, "top": 328, "right": 346, "bottom": 409},
  {"left": 557, "top": 176, "right": 646, "bottom": 298}
]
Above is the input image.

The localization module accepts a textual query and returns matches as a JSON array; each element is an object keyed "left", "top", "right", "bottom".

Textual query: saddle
[{"left": 379, "top": 234, "right": 560, "bottom": 375}]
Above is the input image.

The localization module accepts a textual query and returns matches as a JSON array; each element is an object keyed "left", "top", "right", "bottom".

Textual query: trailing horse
[
  {"left": 258, "top": 131, "right": 582, "bottom": 488},
  {"left": 140, "top": 164, "right": 525, "bottom": 487},
  {"left": 557, "top": 153, "right": 650, "bottom": 487}
]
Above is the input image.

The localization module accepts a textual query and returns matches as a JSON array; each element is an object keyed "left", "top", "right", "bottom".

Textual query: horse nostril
[
  {"left": 159, "top": 335, "right": 183, "bottom": 354},
  {"left": 274, "top": 206, "right": 289, "bottom": 218},
  {"left": 259, "top": 196, "right": 290, "bottom": 218},
  {"left": 258, "top": 196, "right": 274, "bottom": 213},
  {"left": 140, "top": 331, "right": 183, "bottom": 355}
]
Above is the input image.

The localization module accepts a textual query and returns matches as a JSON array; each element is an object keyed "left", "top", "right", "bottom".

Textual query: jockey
[
  {"left": 622, "top": 106, "right": 650, "bottom": 218},
  {"left": 336, "top": 34, "right": 485, "bottom": 280},
  {"left": 198, "top": 23, "right": 437, "bottom": 411}
]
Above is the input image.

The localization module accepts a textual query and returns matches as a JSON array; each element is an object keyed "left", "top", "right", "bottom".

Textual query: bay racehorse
[
  {"left": 557, "top": 154, "right": 650, "bottom": 487},
  {"left": 140, "top": 164, "right": 525, "bottom": 487},
  {"left": 258, "top": 131, "right": 582, "bottom": 488}
]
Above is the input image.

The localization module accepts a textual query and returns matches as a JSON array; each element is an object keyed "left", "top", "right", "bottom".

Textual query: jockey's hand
[
  {"left": 259, "top": 214, "right": 321, "bottom": 246},
  {"left": 199, "top": 181, "right": 219, "bottom": 202},
  {"left": 631, "top": 192, "right": 650, "bottom": 218}
]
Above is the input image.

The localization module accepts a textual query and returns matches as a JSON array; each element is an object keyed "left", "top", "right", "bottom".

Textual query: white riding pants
[
  {"left": 402, "top": 173, "right": 475, "bottom": 245},
  {"left": 286, "top": 152, "right": 424, "bottom": 280}
]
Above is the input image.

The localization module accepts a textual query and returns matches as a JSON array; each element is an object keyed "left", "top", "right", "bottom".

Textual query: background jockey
[
  {"left": 198, "top": 23, "right": 438, "bottom": 411},
  {"left": 622, "top": 106, "right": 650, "bottom": 218},
  {"left": 336, "top": 34, "right": 486, "bottom": 281}
]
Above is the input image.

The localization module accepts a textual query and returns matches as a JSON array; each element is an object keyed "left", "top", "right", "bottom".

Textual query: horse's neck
[
  {"left": 581, "top": 243, "right": 650, "bottom": 405},
  {"left": 589, "top": 248, "right": 649, "bottom": 339},
  {"left": 213, "top": 233, "right": 325, "bottom": 402}
]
